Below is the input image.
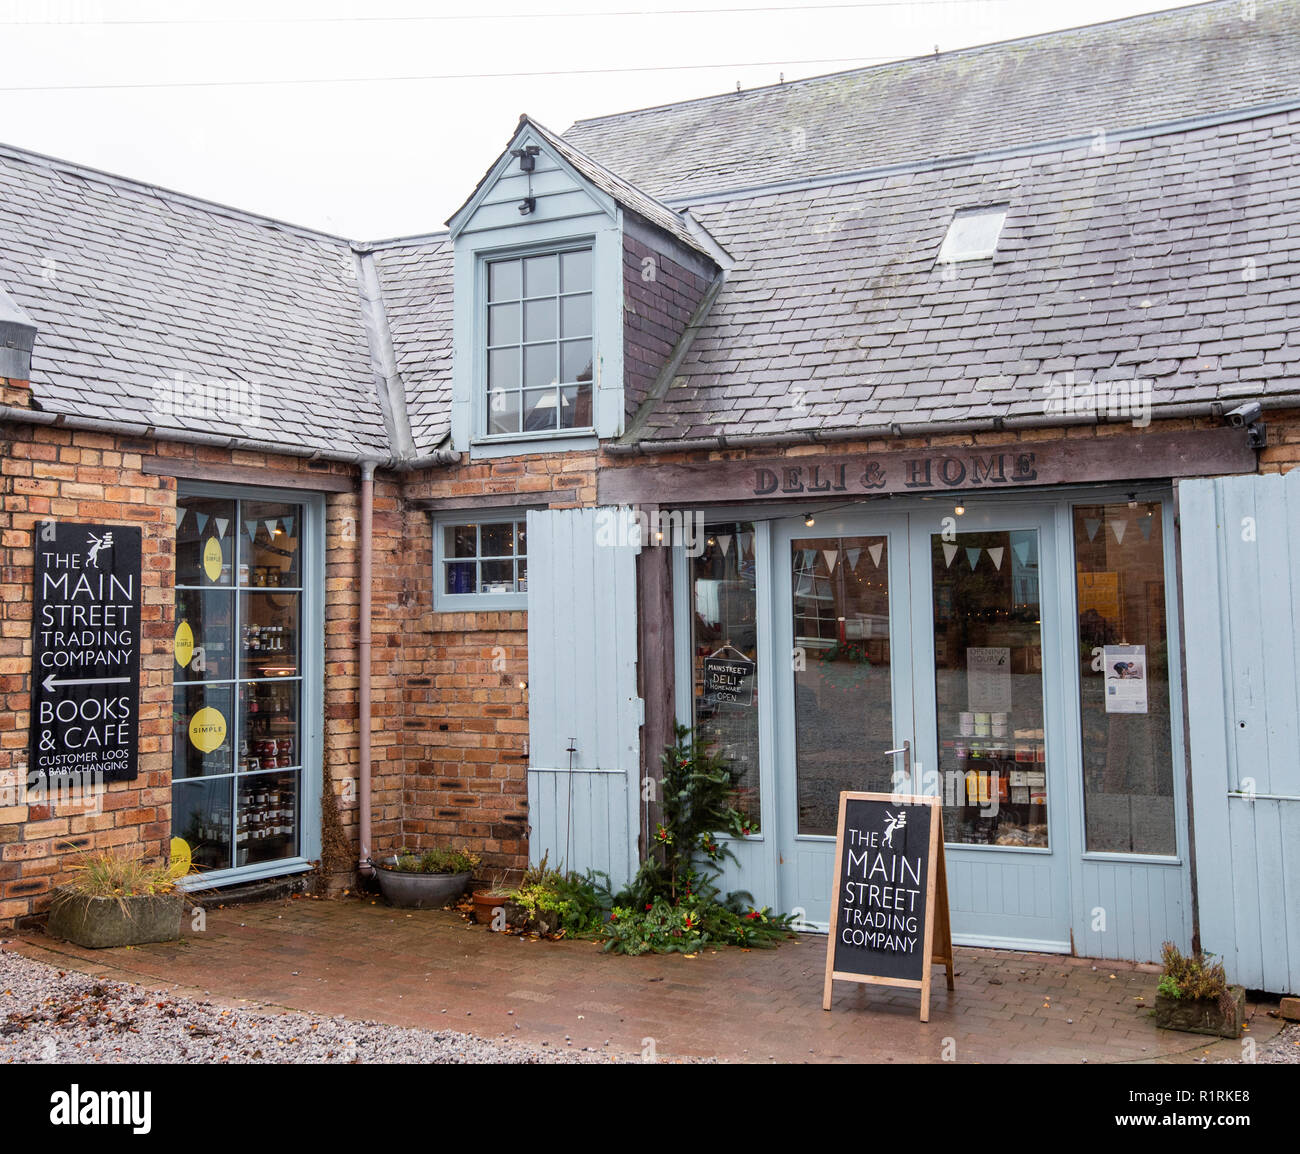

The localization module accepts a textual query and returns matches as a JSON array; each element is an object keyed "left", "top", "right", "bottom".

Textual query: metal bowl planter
[
  {"left": 374, "top": 857, "right": 472, "bottom": 909},
  {"left": 46, "top": 887, "right": 184, "bottom": 949}
]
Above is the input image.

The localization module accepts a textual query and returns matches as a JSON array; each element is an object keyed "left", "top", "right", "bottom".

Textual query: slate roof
[
  {"left": 0, "top": 144, "right": 389, "bottom": 458},
  {"left": 625, "top": 105, "right": 1300, "bottom": 445},
  {"left": 565, "top": 0, "right": 1300, "bottom": 202},
  {"left": 522, "top": 118, "right": 721, "bottom": 260},
  {"left": 370, "top": 234, "right": 455, "bottom": 451}
]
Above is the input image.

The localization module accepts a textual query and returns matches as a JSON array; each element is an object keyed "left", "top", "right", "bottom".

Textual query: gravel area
[
  {"left": 0, "top": 947, "right": 624, "bottom": 1064},
  {"left": 1221, "top": 1020, "right": 1300, "bottom": 1064}
]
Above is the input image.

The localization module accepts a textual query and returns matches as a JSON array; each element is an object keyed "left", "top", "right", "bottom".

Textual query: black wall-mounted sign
[
  {"left": 29, "top": 522, "right": 142, "bottom": 788},
  {"left": 703, "top": 653, "right": 756, "bottom": 706},
  {"left": 823, "top": 792, "right": 954, "bottom": 1021}
]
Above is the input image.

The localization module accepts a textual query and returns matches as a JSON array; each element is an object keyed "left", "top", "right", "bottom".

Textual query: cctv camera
[{"left": 1226, "top": 401, "right": 1262, "bottom": 427}]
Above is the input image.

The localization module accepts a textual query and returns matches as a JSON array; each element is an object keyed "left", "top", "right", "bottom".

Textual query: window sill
[
  {"left": 433, "top": 594, "right": 528, "bottom": 613},
  {"left": 469, "top": 429, "right": 597, "bottom": 460}
]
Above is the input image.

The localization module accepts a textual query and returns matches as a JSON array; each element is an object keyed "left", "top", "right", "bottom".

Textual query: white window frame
[
  {"left": 432, "top": 510, "right": 531, "bottom": 612},
  {"left": 473, "top": 236, "right": 598, "bottom": 448}
]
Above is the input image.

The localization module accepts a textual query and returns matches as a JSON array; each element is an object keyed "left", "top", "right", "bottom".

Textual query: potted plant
[
  {"left": 471, "top": 869, "right": 517, "bottom": 929},
  {"left": 373, "top": 847, "right": 480, "bottom": 909},
  {"left": 47, "top": 850, "right": 185, "bottom": 949},
  {"left": 1153, "top": 941, "right": 1246, "bottom": 1038}
]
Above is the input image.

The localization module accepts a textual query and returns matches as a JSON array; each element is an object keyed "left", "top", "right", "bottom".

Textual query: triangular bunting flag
[
  {"left": 717, "top": 534, "right": 732, "bottom": 556},
  {"left": 739, "top": 532, "right": 753, "bottom": 558},
  {"left": 282, "top": 516, "right": 295, "bottom": 537},
  {"left": 264, "top": 520, "right": 278, "bottom": 538},
  {"left": 1012, "top": 539, "right": 1031, "bottom": 566},
  {"left": 966, "top": 546, "right": 982, "bottom": 570},
  {"left": 175, "top": 506, "right": 186, "bottom": 529},
  {"left": 1085, "top": 518, "right": 1101, "bottom": 542},
  {"left": 1139, "top": 515, "right": 1154, "bottom": 541},
  {"left": 943, "top": 542, "right": 960, "bottom": 568},
  {"left": 1111, "top": 520, "right": 1128, "bottom": 545},
  {"left": 246, "top": 521, "right": 259, "bottom": 545},
  {"left": 213, "top": 517, "right": 228, "bottom": 539},
  {"left": 987, "top": 546, "right": 1004, "bottom": 571},
  {"left": 868, "top": 542, "right": 885, "bottom": 568},
  {"left": 823, "top": 549, "right": 838, "bottom": 573},
  {"left": 846, "top": 548, "right": 861, "bottom": 571},
  {"left": 195, "top": 512, "right": 209, "bottom": 533}
]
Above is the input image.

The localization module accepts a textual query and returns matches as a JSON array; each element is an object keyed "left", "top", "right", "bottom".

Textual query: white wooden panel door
[{"left": 525, "top": 508, "right": 641, "bottom": 888}]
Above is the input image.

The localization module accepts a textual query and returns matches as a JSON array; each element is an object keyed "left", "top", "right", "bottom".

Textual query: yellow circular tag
[
  {"left": 174, "top": 620, "right": 195, "bottom": 668},
  {"left": 168, "top": 837, "right": 193, "bottom": 879},
  {"left": 188, "top": 706, "right": 227, "bottom": 753},
  {"left": 202, "top": 537, "right": 223, "bottom": 583}
]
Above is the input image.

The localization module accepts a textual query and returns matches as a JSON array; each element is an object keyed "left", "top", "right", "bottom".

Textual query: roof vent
[
  {"left": 0, "top": 287, "right": 37, "bottom": 381},
  {"left": 937, "top": 205, "right": 1008, "bottom": 264}
]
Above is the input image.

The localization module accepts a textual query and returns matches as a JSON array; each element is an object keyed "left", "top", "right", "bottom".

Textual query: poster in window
[
  {"left": 966, "top": 646, "right": 1012, "bottom": 712},
  {"left": 1103, "top": 644, "right": 1148, "bottom": 714}
]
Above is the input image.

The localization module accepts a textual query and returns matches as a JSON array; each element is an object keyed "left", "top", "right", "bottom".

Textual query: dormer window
[
  {"left": 486, "top": 246, "right": 594, "bottom": 436},
  {"left": 937, "top": 205, "right": 1008, "bottom": 263}
]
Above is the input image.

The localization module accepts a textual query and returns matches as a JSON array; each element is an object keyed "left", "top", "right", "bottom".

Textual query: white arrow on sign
[{"left": 42, "top": 674, "right": 130, "bottom": 694}]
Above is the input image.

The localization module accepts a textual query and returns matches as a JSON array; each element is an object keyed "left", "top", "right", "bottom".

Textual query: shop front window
[
  {"left": 792, "top": 535, "right": 893, "bottom": 836},
  {"left": 932, "top": 529, "right": 1048, "bottom": 848},
  {"left": 1073, "top": 501, "right": 1175, "bottom": 854},
  {"left": 690, "top": 523, "right": 760, "bottom": 832},
  {"left": 172, "top": 492, "right": 305, "bottom": 873}
]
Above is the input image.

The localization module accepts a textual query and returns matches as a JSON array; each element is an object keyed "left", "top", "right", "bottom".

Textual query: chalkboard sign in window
[{"left": 822, "top": 792, "right": 954, "bottom": 1021}]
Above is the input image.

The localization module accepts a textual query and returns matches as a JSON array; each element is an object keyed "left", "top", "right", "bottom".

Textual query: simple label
[
  {"left": 174, "top": 620, "right": 195, "bottom": 669},
  {"left": 831, "top": 795, "right": 934, "bottom": 982},
  {"left": 703, "top": 655, "right": 756, "bottom": 706},
  {"left": 30, "top": 522, "right": 142, "bottom": 786},
  {"left": 202, "top": 537, "right": 223, "bottom": 583},
  {"left": 187, "top": 706, "right": 228, "bottom": 753}
]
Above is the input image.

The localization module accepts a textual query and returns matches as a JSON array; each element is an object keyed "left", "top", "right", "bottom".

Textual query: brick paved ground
[{"left": 5, "top": 894, "right": 1280, "bottom": 1063}]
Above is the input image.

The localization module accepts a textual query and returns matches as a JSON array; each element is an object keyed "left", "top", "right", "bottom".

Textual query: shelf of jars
[{"left": 940, "top": 713, "right": 1048, "bottom": 847}]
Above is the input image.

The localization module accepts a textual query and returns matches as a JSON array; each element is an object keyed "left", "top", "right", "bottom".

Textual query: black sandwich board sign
[
  {"left": 29, "top": 522, "right": 142, "bottom": 789},
  {"left": 822, "top": 792, "right": 954, "bottom": 1021}
]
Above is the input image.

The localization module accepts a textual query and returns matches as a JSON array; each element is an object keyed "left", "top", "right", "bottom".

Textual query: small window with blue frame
[{"left": 437, "top": 516, "right": 528, "bottom": 607}]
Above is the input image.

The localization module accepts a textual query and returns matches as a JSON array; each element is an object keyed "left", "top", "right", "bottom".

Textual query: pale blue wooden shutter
[
  {"left": 1181, "top": 472, "right": 1300, "bottom": 995},
  {"left": 526, "top": 508, "right": 641, "bottom": 888}
]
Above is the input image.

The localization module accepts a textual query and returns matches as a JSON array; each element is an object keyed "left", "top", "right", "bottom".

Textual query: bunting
[
  {"left": 942, "top": 542, "right": 959, "bottom": 568},
  {"left": 868, "top": 542, "right": 884, "bottom": 568},
  {"left": 1012, "top": 539, "right": 1031, "bottom": 566},
  {"left": 1110, "top": 519, "right": 1128, "bottom": 545},
  {"left": 717, "top": 534, "right": 733, "bottom": 556},
  {"left": 987, "top": 546, "right": 1005, "bottom": 571},
  {"left": 823, "top": 549, "right": 839, "bottom": 573},
  {"left": 966, "top": 546, "right": 982, "bottom": 570}
]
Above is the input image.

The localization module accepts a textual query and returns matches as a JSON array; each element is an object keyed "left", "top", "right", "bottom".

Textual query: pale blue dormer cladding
[{"left": 446, "top": 116, "right": 722, "bottom": 457}]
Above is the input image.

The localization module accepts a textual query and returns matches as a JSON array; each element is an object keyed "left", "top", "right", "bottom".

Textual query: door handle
[{"left": 884, "top": 740, "right": 913, "bottom": 795}]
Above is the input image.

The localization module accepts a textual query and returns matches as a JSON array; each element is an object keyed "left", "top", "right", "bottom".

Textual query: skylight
[{"left": 937, "top": 206, "right": 1008, "bottom": 263}]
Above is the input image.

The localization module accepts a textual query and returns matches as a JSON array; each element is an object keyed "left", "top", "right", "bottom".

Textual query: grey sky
[{"left": 1, "top": 0, "right": 1194, "bottom": 239}]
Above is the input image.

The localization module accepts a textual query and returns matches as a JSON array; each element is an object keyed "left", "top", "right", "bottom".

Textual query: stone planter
[
  {"left": 374, "top": 860, "right": 471, "bottom": 909},
  {"left": 46, "top": 888, "right": 184, "bottom": 949},
  {"left": 1153, "top": 985, "right": 1247, "bottom": 1038}
]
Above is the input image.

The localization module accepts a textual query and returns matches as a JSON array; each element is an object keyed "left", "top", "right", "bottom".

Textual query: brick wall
[
  {"left": 389, "top": 452, "right": 595, "bottom": 877},
  {"left": 0, "top": 421, "right": 174, "bottom": 926},
  {"left": 622, "top": 225, "right": 714, "bottom": 424}
]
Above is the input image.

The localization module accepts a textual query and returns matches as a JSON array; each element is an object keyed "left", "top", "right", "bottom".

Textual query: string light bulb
[
  {"left": 954, "top": 505, "right": 966, "bottom": 516},
  {"left": 804, "top": 513, "right": 816, "bottom": 527}
]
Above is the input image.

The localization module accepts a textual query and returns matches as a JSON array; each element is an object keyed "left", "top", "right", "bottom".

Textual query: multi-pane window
[
  {"left": 171, "top": 492, "right": 305, "bottom": 874},
  {"left": 440, "top": 518, "right": 528, "bottom": 598},
  {"left": 486, "top": 248, "right": 593, "bottom": 435}
]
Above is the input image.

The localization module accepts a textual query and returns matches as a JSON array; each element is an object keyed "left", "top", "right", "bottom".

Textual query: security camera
[{"left": 1225, "top": 401, "right": 1262, "bottom": 427}]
